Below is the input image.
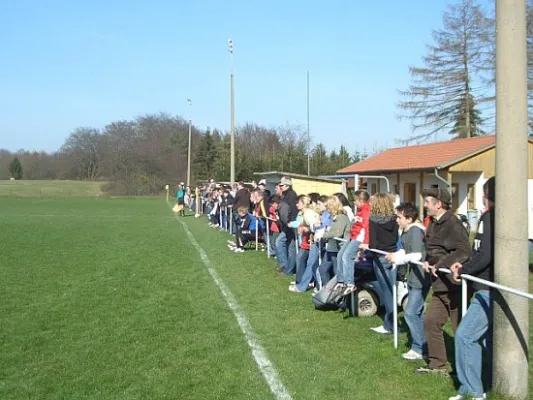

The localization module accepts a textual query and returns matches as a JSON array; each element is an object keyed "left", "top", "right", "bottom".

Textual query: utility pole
[
  {"left": 229, "top": 38, "right": 235, "bottom": 184},
  {"left": 494, "top": 0, "right": 529, "bottom": 399},
  {"left": 307, "top": 70, "right": 311, "bottom": 176},
  {"left": 187, "top": 98, "right": 192, "bottom": 188}
]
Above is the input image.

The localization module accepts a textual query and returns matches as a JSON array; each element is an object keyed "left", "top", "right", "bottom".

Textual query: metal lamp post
[
  {"left": 228, "top": 38, "right": 235, "bottom": 184},
  {"left": 187, "top": 98, "right": 192, "bottom": 187}
]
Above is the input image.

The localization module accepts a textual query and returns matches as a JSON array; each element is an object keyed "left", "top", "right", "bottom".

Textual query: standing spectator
[
  {"left": 335, "top": 190, "right": 370, "bottom": 294},
  {"left": 276, "top": 177, "right": 298, "bottom": 276},
  {"left": 364, "top": 193, "right": 399, "bottom": 335},
  {"left": 267, "top": 195, "right": 281, "bottom": 256},
  {"left": 232, "top": 181, "right": 251, "bottom": 237},
  {"left": 386, "top": 202, "right": 429, "bottom": 360},
  {"left": 318, "top": 196, "right": 351, "bottom": 285},
  {"left": 175, "top": 182, "right": 186, "bottom": 217},
  {"left": 448, "top": 177, "right": 495, "bottom": 400},
  {"left": 416, "top": 188, "right": 470, "bottom": 375}
]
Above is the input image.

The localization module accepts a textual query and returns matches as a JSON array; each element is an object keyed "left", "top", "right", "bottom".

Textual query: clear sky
[{"left": 0, "top": 0, "right": 456, "bottom": 154}]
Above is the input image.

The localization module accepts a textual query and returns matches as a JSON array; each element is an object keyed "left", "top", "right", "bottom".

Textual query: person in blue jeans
[
  {"left": 335, "top": 190, "right": 370, "bottom": 294},
  {"left": 299, "top": 195, "right": 331, "bottom": 291},
  {"left": 361, "top": 193, "right": 399, "bottom": 335},
  {"left": 386, "top": 202, "right": 429, "bottom": 360},
  {"left": 319, "top": 196, "right": 351, "bottom": 285},
  {"left": 448, "top": 177, "right": 495, "bottom": 400}
]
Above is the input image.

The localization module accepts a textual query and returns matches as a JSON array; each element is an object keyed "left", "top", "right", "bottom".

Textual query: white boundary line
[{"left": 175, "top": 215, "right": 293, "bottom": 400}]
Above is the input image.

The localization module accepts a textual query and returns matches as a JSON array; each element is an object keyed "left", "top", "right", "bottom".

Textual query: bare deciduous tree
[
  {"left": 61, "top": 127, "right": 102, "bottom": 180},
  {"left": 397, "top": 0, "right": 493, "bottom": 141}
]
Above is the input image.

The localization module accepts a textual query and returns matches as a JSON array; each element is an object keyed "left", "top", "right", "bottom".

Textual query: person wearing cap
[
  {"left": 276, "top": 177, "right": 298, "bottom": 275},
  {"left": 415, "top": 187, "right": 471, "bottom": 375},
  {"left": 448, "top": 177, "right": 495, "bottom": 400}
]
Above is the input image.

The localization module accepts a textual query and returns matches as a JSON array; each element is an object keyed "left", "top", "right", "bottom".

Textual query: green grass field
[
  {"left": 0, "top": 180, "right": 105, "bottom": 197},
  {"left": 1, "top": 196, "right": 531, "bottom": 399}
]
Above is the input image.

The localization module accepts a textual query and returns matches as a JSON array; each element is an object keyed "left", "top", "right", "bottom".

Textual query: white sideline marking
[{"left": 175, "top": 217, "right": 293, "bottom": 400}]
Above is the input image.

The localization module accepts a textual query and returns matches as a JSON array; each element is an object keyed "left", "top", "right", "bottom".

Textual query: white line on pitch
[{"left": 175, "top": 217, "right": 293, "bottom": 400}]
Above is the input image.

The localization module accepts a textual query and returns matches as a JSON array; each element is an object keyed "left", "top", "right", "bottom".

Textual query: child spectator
[
  {"left": 220, "top": 190, "right": 233, "bottom": 230},
  {"left": 319, "top": 196, "right": 351, "bottom": 285},
  {"left": 386, "top": 202, "right": 429, "bottom": 360},
  {"left": 268, "top": 195, "right": 281, "bottom": 256},
  {"left": 228, "top": 206, "right": 255, "bottom": 253},
  {"left": 208, "top": 190, "right": 219, "bottom": 227},
  {"left": 365, "top": 193, "right": 399, "bottom": 335},
  {"left": 335, "top": 190, "right": 370, "bottom": 294}
]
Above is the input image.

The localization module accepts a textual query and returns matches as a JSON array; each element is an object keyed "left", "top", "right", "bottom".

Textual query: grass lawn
[
  {"left": 1, "top": 197, "right": 531, "bottom": 399},
  {"left": 0, "top": 180, "right": 106, "bottom": 197}
]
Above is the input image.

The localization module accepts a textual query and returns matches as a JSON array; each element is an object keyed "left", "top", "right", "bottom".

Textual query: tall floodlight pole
[
  {"left": 186, "top": 98, "right": 192, "bottom": 188},
  {"left": 229, "top": 38, "right": 235, "bottom": 184},
  {"left": 307, "top": 70, "right": 311, "bottom": 176},
  {"left": 494, "top": 0, "right": 529, "bottom": 399}
]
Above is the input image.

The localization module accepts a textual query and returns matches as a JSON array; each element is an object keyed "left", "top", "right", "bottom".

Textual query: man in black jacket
[
  {"left": 448, "top": 177, "right": 495, "bottom": 400},
  {"left": 232, "top": 182, "right": 250, "bottom": 237},
  {"left": 416, "top": 188, "right": 471, "bottom": 375},
  {"left": 276, "top": 177, "right": 298, "bottom": 275}
]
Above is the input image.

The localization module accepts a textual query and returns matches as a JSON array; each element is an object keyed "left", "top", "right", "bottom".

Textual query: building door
[
  {"left": 403, "top": 183, "right": 416, "bottom": 204},
  {"left": 451, "top": 183, "right": 459, "bottom": 213}
]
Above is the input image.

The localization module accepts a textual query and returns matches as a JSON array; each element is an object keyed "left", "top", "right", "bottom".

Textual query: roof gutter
[{"left": 434, "top": 167, "right": 452, "bottom": 195}]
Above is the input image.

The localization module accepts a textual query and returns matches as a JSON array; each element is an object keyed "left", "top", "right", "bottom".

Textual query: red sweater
[
  {"left": 349, "top": 202, "right": 370, "bottom": 244},
  {"left": 300, "top": 231, "right": 311, "bottom": 250},
  {"left": 268, "top": 206, "right": 280, "bottom": 233}
]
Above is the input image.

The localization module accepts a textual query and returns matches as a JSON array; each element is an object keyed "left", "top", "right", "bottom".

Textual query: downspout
[{"left": 434, "top": 167, "right": 452, "bottom": 195}]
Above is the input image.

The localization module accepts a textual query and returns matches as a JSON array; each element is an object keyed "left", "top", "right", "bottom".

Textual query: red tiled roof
[{"left": 338, "top": 135, "right": 497, "bottom": 174}]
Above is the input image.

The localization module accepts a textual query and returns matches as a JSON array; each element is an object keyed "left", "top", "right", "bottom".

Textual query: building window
[
  {"left": 467, "top": 184, "right": 476, "bottom": 210},
  {"left": 371, "top": 183, "right": 377, "bottom": 194},
  {"left": 431, "top": 184, "right": 439, "bottom": 189},
  {"left": 393, "top": 184, "right": 399, "bottom": 195}
]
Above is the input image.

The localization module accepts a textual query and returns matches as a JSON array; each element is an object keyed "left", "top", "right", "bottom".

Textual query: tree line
[
  {"left": 0, "top": 113, "right": 368, "bottom": 194},
  {"left": 4, "top": 0, "right": 533, "bottom": 193}
]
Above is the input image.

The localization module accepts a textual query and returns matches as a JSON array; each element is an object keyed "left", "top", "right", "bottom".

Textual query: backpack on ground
[{"left": 311, "top": 276, "right": 345, "bottom": 310}]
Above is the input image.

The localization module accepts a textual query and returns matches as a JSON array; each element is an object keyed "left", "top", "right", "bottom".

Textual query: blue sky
[{"left": 0, "top": 0, "right": 455, "bottom": 154}]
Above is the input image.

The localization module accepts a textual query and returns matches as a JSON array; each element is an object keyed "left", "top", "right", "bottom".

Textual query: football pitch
[{"left": 1, "top": 197, "right": 531, "bottom": 399}]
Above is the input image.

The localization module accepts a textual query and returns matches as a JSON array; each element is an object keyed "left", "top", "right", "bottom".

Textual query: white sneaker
[
  {"left": 371, "top": 325, "right": 392, "bottom": 335},
  {"left": 449, "top": 394, "right": 486, "bottom": 400},
  {"left": 402, "top": 349, "right": 424, "bottom": 360},
  {"left": 233, "top": 248, "right": 244, "bottom": 253}
]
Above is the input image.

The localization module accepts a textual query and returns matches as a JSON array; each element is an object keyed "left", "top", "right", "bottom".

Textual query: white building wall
[{"left": 362, "top": 171, "right": 485, "bottom": 215}]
